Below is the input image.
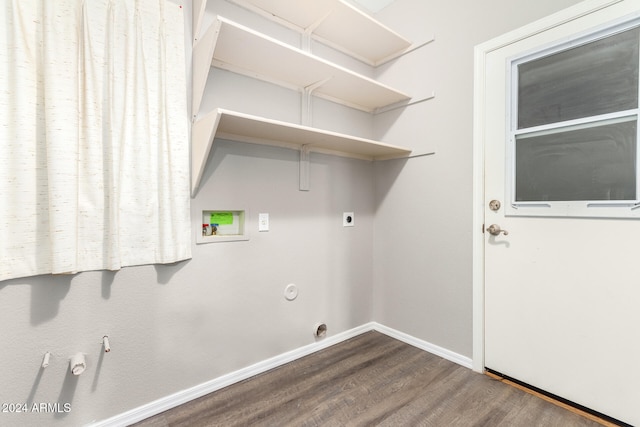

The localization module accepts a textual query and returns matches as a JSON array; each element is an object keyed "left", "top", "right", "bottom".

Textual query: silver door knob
[{"left": 487, "top": 224, "right": 509, "bottom": 236}]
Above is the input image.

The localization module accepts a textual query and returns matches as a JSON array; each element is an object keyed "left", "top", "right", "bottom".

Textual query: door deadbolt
[{"left": 489, "top": 200, "right": 501, "bottom": 211}]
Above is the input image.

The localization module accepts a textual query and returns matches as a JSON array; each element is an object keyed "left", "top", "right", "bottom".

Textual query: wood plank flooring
[{"left": 132, "top": 331, "right": 605, "bottom": 427}]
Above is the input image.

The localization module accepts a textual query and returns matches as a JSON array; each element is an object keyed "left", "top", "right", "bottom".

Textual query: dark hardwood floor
[{"left": 133, "top": 331, "right": 604, "bottom": 427}]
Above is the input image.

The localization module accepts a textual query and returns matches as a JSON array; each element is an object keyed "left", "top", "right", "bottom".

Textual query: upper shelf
[
  {"left": 191, "top": 108, "right": 412, "bottom": 195},
  {"left": 192, "top": 16, "right": 411, "bottom": 118},
  {"left": 230, "top": 0, "right": 412, "bottom": 66}
]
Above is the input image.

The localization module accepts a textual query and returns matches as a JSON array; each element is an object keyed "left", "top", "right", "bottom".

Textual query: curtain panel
[{"left": 0, "top": 0, "right": 191, "bottom": 281}]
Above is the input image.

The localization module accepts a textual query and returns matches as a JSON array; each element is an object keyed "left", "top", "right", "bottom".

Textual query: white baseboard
[
  {"left": 90, "top": 322, "right": 471, "bottom": 427},
  {"left": 371, "top": 322, "right": 473, "bottom": 369},
  {"left": 89, "top": 323, "right": 374, "bottom": 427}
]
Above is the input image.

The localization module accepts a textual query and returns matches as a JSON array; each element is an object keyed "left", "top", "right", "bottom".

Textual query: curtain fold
[{"left": 0, "top": 0, "right": 191, "bottom": 281}]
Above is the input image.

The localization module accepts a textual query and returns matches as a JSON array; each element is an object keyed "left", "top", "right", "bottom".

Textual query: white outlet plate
[
  {"left": 258, "top": 213, "right": 269, "bottom": 232},
  {"left": 343, "top": 212, "right": 354, "bottom": 227}
]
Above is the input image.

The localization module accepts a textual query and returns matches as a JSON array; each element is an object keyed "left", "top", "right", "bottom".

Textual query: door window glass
[
  {"left": 517, "top": 27, "right": 639, "bottom": 129},
  {"left": 515, "top": 118, "right": 637, "bottom": 202}
]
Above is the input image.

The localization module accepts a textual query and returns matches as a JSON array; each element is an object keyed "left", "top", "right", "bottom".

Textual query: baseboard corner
[{"left": 371, "top": 322, "right": 473, "bottom": 369}]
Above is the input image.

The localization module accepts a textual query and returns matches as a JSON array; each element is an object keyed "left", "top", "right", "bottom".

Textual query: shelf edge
[
  {"left": 193, "top": 0, "right": 207, "bottom": 43},
  {"left": 192, "top": 20, "right": 222, "bottom": 119},
  {"left": 191, "top": 110, "right": 222, "bottom": 196},
  {"left": 190, "top": 108, "right": 412, "bottom": 196}
]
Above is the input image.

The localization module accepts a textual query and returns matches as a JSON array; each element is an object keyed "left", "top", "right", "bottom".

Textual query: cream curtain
[{"left": 0, "top": 0, "right": 191, "bottom": 281}]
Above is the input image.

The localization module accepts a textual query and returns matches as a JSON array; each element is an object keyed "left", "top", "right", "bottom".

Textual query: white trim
[
  {"left": 472, "top": 0, "right": 624, "bottom": 374},
  {"left": 89, "top": 322, "right": 471, "bottom": 426},
  {"left": 513, "top": 110, "right": 639, "bottom": 139},
  {"left": 474, "top": 0, "right": 623, "bottom": 55},
  {"left": 472, "top": 39, "right": 487, "bottom": 373},
  {"left": 371, "top": 323, "right": 473, "bottom": 369}
]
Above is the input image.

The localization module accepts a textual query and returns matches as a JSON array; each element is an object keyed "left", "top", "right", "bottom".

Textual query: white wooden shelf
[
  {"left": 231, "top": 0, "right": 413, "bottom": 66},
  {"left": 192, "top": 16, "right": 411, "bottom": 118},
  {"left": 191, "top": 109, "right": 412, "bottom": 195},
  {"left": 193, "top": 0, "right": 207, "bottom": 43},
  {"left": 190, "top": 3, "right": 416, "bottom": 196}
]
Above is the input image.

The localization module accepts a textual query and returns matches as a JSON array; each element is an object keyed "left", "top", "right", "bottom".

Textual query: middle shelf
[
  {"left": 191, "top": 108, "right": 413, "bottom": 195},
  {"left": 192, "top": 16, "right": 412, "bottom": 118}
]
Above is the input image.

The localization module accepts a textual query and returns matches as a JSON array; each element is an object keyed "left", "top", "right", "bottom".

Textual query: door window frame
[{"left": 506, "top": 17, "right": 640, "bottom": 218}]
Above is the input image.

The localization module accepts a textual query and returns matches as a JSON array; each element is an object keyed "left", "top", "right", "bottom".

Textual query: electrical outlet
[{"left": 343, "top": 212, "right": 354, "bottom": 227}]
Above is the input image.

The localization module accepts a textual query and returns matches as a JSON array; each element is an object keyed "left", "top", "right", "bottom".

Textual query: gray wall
[
  {"left": 0, "top": 1, "right": 581, "bottom": 426},
  {"left": 371, "top": 0, "right": 581, "bottom": 358}
]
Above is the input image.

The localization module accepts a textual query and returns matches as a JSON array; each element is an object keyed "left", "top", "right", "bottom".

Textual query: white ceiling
[{"left": 349, "top": 0, "right": 396, "bottom": 13}]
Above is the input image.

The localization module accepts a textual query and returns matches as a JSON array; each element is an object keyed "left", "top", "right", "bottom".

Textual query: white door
[{"left": 483, "top": 2, "right": 640, "bottom": 426}]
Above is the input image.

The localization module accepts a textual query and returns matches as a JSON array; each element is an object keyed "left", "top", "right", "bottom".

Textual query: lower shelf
[{"left": 191, "top": 108, "right": 412, "bottom": 196}]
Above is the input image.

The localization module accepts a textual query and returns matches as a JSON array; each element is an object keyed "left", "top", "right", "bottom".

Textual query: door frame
[{"left": 471, "top": 0, "right": 624, "bottom": 373}]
